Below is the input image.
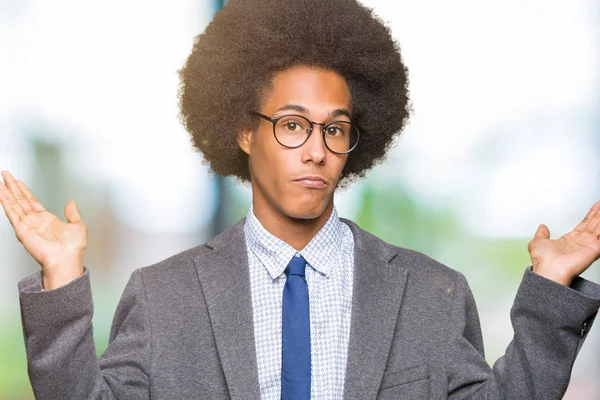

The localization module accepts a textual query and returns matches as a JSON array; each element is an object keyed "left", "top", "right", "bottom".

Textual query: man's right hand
[{"left": 0, "top": 170, "right": 87, "bottom": 290}]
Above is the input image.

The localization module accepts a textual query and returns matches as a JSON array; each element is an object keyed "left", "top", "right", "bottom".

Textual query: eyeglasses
[{"left": 249, "top": 111, "right": 360, "bottom": 154}]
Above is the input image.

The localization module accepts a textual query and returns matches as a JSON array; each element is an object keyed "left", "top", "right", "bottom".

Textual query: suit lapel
[
  {"left": 342, "top": 221, "right": 409, "bottom": 399},
  {"left": 194, "top": 219, "right": 261, "bottom": 400},
  {"left": 193, "top": 218, "right": 407, "bottom": 399}
]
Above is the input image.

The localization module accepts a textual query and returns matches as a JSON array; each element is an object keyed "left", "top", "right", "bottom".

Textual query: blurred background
[{"left": 1, "top": 0, "right": 599, "bottom": 398}]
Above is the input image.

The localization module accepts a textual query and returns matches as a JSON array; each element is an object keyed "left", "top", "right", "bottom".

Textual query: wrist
[
  {"left": 532, "top": 265, "right": 574, "bottom": 286},
  {"left": 42, "top": 264, "right": 84, "bottom": 290}
]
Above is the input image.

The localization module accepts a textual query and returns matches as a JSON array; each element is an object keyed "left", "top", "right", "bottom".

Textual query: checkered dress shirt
[{"left": 244, "top": 206, "right": 355, "bottom": 400}]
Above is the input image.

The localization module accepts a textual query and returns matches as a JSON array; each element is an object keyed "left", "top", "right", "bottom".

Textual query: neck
[{"left": 252, "top": 199, "right": 334, "bottom": 251}]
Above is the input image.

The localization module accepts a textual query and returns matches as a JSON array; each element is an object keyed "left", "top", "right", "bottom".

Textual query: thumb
[
  {"left": 64, "top": 200, "right": 83, "bottom": 224},
  {"left": 534, "top": 223, "right": 550, "bottom": 240}
]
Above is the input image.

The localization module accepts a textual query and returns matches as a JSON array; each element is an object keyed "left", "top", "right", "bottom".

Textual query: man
[{"left": 1, "top": 0, "right": 600, "bottom": 398}]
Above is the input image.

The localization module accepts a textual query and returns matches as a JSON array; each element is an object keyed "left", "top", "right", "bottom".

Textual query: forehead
[{"left": 260, "top": 66, "right": 352, "bottom": 114}]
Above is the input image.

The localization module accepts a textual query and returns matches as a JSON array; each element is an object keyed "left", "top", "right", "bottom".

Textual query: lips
[{"left": 293, "top": 175, "right": 328, "bottom": 189}]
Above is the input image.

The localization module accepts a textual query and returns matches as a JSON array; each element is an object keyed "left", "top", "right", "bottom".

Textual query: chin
[{"left": 283, "top": 198, "right": 331, "bottom": 221}]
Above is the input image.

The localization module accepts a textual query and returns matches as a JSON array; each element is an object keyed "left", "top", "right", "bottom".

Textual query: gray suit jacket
[{"left": 18, "top": 218, "right": 600, "bottom": 399}]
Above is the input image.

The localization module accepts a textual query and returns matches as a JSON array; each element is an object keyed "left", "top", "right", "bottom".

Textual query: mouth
[{"left": 293, "top": 175, "right": 328, "bottom": 189}]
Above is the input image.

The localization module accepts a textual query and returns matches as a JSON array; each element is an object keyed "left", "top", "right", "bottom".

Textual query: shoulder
[
  {"left": 134, "top": 218, "right": 247, "bottom": 287},
  {"left": 342, "top": 218, "right": 466, "bottom": 289}
]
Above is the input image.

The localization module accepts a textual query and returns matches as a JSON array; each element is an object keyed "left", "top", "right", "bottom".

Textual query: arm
[
  {"left": 446, "top": 267, "right": 600, "bottom": 400},
  {"left": 1, "top": 171, "right": 150, "bottom": 398},
  {"left": 19, "top": 268, "right": 151, "bottom": 400}
]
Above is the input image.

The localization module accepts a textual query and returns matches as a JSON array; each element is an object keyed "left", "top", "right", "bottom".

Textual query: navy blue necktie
[{"left": 281, "top": 255, "right": 311, "bottom": 399}]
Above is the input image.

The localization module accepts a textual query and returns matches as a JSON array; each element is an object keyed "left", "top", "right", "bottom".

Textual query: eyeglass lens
[{"left": 274, "top": 115, "right": 358, "bottom": 153}]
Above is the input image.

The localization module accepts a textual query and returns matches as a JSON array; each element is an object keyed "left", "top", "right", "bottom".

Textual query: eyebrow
[{"left": 275, "top": 104, "right": 352, "bottom": 120}]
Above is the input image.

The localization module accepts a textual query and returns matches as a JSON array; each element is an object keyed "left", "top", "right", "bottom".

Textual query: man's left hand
[{"left": 528, "top": 200, "right": 600, "bottom": 286}]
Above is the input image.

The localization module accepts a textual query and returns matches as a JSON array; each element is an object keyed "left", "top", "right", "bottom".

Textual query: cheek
[
  {"left": 331, "top": 155, "right": 348, "bottom": 182},
  {"left": 250, "top": 136, "right": 288, "bottom": 187}
]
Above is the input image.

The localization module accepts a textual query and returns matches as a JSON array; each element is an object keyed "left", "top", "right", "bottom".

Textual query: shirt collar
[{"left": 244, "top": 205, "right": 345, "bottom": 280}]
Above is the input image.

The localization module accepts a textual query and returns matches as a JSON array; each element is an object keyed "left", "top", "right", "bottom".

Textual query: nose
[{"left": 301, "top": 123, "right": 327, "bottom": 164}]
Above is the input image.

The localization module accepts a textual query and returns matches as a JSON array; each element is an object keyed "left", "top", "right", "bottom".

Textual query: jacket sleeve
[
  {"left": 18, "top": 268, "right": 151, "bottom": 400},
  {"left": 445, "top": 266, "right": 600, "bottom": 400}
]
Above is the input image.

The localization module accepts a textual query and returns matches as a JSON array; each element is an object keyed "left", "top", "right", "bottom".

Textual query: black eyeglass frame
[{"left": 249, "top": 111, "right": 360, "bottom": 154}]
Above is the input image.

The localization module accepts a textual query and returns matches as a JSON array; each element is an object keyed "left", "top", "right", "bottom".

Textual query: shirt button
[{"left": 580, "top": 321, "right": 588, "bottom": 338}]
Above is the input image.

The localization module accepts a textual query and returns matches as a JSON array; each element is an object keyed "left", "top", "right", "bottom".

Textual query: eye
[
  {"left": 278, "top": 116, "right": 308, "bottom": 133},
  {"left": 326, "top": 125, "right": 346, "bottom": 136},
  {"left": 283, "top": 121, "right": 302, "bottom": 131}
]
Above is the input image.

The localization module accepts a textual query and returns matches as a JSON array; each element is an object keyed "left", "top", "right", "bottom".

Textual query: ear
[{"left": 237, "top": 127, "right": 253, "bottom": 156}]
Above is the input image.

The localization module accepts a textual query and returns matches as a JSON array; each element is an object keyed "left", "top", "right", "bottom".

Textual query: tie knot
[{"left": 286, "top": 255, "right": 306, "bottom": 277}]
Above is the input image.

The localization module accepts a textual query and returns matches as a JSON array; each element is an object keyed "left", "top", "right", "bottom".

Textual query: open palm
[
  {"left": 0, "top": 171, "right": 87, "bottom": 289},
  {"left": 529, "top": 200, "right": 600, "bottom": 286}
]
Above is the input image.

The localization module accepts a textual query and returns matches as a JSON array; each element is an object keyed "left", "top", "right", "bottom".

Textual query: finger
[
  {"left": 1, "top": 171, "right": 34, "bottom": 215},
  {"left": 593, "top": 213, "right": 600, "bottom": 238},
  {"left": 0, "top": 172, "right": 27, "bottom": 222},
  {"left": 572, "top": 200, "right": 600, "bottom": 234},
  {"left": 0, "top": 181, "right": 22, "bottom": 228},
  {"left": 580, "top": 200, "right": 600, "bottom": 225},
  {"left": 534, "top": 224, "right": 550, "bottom": 240},
  {"left": 17, "top": 181, "right": 46, "bottom": 212},
  {"left": 64, "top": 201, "right": 82, "bottom": 224},
  {"left": 1, "top": 171, "right": 27, "bottom": 216},
  {"left": 586, "top": 200, "right": 600, "bottom": 233}
]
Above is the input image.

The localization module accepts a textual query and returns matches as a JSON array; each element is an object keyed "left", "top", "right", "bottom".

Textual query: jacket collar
[
  {"left": 194, "top": 217, "right": 408, "bottom": 400},
  {"left": 244, "top": 206, "right": 347, "bottom": 279}
]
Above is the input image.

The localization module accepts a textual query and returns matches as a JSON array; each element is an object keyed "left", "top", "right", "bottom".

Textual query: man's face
[{"left": 238, "top": 65, "right": 351, "bottom": 220}]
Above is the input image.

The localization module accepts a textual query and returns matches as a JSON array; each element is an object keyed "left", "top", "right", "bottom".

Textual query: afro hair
[{"left": 178, "top": 0, "right": 410, "bottom": 186}]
